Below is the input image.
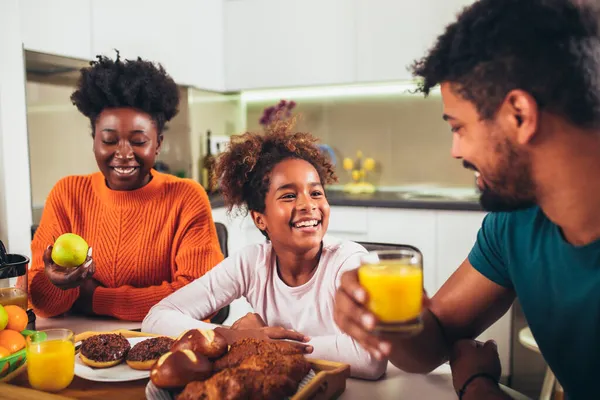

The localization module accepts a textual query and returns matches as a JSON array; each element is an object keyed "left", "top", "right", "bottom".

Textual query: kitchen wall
[
  {"left": 246, "top": 94, "right": 474, "bottom": 188},
  {"left": 27, "top": 79, "right": 476, "bottom": 219},
  {"left": 27, "top": 81, "right": 96, "bottom": 212},
  {"left": 27, "top": 81, "right": 192, "bottom": 223},
  {"left": 188, "top": 89, "right": 244, "bottom": 182}
]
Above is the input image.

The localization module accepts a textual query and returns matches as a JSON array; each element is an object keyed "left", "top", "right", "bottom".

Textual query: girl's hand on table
[
  {"left": 44, "top": 245, "right": 96, "bottom": 290},
  {"left": 216, "top": 319, "right": 313, "bottom": 354}
]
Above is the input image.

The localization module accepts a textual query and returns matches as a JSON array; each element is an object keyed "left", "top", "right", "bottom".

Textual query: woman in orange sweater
[{"left": 29, "top": 53, "right": 223, "bottom": 321}]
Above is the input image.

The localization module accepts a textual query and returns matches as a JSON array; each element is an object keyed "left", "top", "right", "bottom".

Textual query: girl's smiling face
[{"left": 251, "top": 158, "right": 330, "bottom": 253}]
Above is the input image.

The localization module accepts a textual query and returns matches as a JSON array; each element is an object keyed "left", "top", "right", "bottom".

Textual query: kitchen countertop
[
  {"left": 34, "top": 315, "right": 530, "bottom": 400},
  {"left": 209, "top": 190, "right": 483, "bottom": 211}
]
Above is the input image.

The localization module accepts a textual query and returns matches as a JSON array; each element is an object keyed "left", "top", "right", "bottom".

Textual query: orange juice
[
  {"left": 358, "top": 261, "right": 423, "bottom": 323},
  {"left": 27, "top": 338, "right": 75, "bottom": 391},
  {"left": 0, "top": 287, "right": 28, "bottom": 310}
]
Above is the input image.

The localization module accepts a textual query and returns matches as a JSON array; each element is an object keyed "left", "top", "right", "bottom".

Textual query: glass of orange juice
[
  {"left": 358, "top": 249, "right": 423, "bottom": 333},
  {"left": 26, "top": 329, "right": 75, "bottom": 392}
]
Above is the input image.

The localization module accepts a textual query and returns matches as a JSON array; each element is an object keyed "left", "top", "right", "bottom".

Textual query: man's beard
[{"left": 467, "top": 139, "right": 537, "bottom": 212}]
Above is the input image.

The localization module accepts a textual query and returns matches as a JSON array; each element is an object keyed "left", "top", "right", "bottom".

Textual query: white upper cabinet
[
  {"left": 356, "top": 0, "right": 475, "bottom": 83},
  {"left": 19, "top": 0, "right": 93, "bottom": 60},
  {"left": 224, "top": 0, "right": 356, "bottom": 91},
  {"left": 91, "top": 0, "right": 225, "bottom": 91}
]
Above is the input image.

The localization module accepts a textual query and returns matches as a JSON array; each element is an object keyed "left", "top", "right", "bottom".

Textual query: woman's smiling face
[{"left": 93, "top": 107, "right": 162, "bottom": 191}]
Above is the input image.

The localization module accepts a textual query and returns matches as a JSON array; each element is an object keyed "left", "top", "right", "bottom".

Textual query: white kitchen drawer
[{"left": 328, "top": 206, "right": 368, "bottom": 234}]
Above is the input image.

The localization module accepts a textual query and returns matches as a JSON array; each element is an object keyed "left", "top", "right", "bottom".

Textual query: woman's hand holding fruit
[{"left": 43, "top": 233, "right": 95, "bottom": 290}]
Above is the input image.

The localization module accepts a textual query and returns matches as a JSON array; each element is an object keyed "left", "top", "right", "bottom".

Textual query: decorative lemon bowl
[{"left": 342, "top": 151, "right": 376, "bottom": 194}]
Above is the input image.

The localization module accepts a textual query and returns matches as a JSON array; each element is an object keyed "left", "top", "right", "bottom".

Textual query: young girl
[{"left": 142, "top": 120, "right": 387, "bottom": 379}]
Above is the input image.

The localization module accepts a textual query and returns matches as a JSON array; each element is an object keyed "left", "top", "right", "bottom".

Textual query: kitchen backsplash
[
  {"left": 27, "top": 80, "right": 473, "bottom": 222},
  {"left": 245, "top": 94, "right": 474, "bottom": 188}
]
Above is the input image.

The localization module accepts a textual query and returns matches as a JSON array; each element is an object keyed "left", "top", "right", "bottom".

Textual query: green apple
[
  {"left": 51, "top": 233, "right": 89, "bottom": 268},
  {"left": 0, "top": 305, "right": 7, "bottom": 331}
]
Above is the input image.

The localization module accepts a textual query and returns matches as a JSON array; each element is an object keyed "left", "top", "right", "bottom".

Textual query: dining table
[{"left": 0, "top": 315, "right": 532, "bottom": 400}]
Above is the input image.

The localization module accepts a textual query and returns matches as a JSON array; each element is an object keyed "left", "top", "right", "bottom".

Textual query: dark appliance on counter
[{"left": 0, "top": 240, "right": 36, "bottom": 330}]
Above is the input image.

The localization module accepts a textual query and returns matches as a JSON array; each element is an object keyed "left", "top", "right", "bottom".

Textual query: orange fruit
[
  {"left": 0, "top": 330, "right": 25, "bottom": 354},
  {"left": 0, "top": 346, "right": 9, "bottom": 374},
  {"left": 4, "top": 305, "right": 27, "bottom": 332}
]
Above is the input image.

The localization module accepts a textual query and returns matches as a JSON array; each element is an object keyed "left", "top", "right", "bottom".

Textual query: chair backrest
[
  {"left": 211, "top": 222, "right": 230, "bottom": 324},
  {"left": 215, "top": 222, "right": 228, "bottom": 258},
  {"left": 357, "top": 241, "right": 424, "bottom": 264}
]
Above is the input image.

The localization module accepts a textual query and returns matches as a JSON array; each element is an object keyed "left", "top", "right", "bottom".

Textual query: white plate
[{"left": 74, "top": 336, "right": 152, "bottom": 382}]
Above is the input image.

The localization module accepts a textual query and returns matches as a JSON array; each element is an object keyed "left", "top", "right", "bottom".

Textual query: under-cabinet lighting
[{"left": 240, "top": 81, "right": 440, "bottom": 103}]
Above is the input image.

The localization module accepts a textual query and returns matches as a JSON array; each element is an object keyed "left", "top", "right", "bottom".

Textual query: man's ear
[
  {"left": 499, "top": 89, "right": 539, "bottom": 145},
  {"left": 250, "top": 210, "right": 267, "bottom": 232}
]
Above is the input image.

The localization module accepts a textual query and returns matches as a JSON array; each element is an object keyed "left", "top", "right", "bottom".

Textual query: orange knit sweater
[{"left": 29, "top": 170, "right": 224, "bottom": 321}]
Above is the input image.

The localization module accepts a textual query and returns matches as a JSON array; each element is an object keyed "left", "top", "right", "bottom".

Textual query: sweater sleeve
[
  {"left": 29, "top": 179, "right": 80, "bottom": 317},
  {"left": 142, "top": 248, "right": 253, "bottom": 337},
  {"left": 92, "top": 188, "right": 224, "bottom": 321}
]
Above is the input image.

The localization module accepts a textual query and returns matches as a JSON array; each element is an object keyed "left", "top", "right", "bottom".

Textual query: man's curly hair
[
  {"left": 412, "top": 0, "right": 600, "bottom": 129},
  {"left": 70, "top": 51, "right": 179, "bottom": 135},
  {"left": 214, "top": 117, "right": 337, "bottom": 216}
]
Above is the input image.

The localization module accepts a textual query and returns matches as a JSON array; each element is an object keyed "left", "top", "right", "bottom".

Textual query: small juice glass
[
  {"left": 358, "top": 249, "right": 423, "bottom": 333},
  {"left": 26, "top": 329, "right": 75, "bottom": 392}
]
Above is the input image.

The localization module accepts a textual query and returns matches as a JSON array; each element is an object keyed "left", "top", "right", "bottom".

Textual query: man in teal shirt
[
  {"left": 333, "top": 0, "right": 600, "bottom": 399},
  {"left": 470, "top": 208, "right": 600, "bottom": 399}
]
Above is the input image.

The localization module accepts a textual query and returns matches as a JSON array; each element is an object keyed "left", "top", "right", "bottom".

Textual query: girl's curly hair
[{"left": 214, "top": 117, "right": 337, "bottom": 215}]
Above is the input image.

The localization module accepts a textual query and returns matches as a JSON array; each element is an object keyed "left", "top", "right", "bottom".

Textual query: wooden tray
[
  {"left": 147, "top": 357, "right": 350, "bottom": 400},
  {"left": 293, "top": 358, "right": 350, "bottom": 400},
  {"left": 0, "top": 329, "right": 351, "bottom": 400}
]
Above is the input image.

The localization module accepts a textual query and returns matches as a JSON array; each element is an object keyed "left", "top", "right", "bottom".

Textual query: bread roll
[
  {"left": 150, "top": 349, "right": 213, "bottom": 389},
  {"left": 171, "top": 329, "right": 228, "bottom": 359}
]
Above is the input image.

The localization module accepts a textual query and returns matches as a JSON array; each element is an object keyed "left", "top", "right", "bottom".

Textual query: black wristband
[{"left": 457, "top": 372, "right": 497, "bottom": 399}]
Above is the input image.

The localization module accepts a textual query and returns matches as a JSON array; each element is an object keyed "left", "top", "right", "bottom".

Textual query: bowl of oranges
[{"left": 0, "top": 304, "right": 35, "bottom": 382}]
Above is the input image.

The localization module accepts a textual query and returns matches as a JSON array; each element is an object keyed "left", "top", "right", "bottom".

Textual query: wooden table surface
[
  {"left": 1, "top": 372, "right": 148, "bottom": 400},
  {"left": 0, "top": 326, "right": 151, "bottom": 400},
  {"left": 0, "top": 316, "right": 532, "bottom": 400}
]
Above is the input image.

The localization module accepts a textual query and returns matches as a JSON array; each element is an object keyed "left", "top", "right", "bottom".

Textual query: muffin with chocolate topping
[
  {"left": 80, "top": 333, "right": 131, "bottom": 368},
  {"left": 126, "top": 337, "right": 174, "bottom": 370}
]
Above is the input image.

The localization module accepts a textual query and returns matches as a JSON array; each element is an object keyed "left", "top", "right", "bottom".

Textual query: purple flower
[{"left": 259, "top": 99, "right": 298, "bottom": 126}]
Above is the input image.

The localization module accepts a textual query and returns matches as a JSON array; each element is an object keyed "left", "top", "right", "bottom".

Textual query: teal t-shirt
[{"left": 469, "top": 206, "right": 600, "bottom": 400}]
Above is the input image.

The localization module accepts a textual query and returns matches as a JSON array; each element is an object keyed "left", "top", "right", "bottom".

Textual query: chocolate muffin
[
  {"left": 126, "top": 337, "right": 175, "bottom": 370},
  {"left": 80, "top": 333, "right": 131, "bottom": 368}
]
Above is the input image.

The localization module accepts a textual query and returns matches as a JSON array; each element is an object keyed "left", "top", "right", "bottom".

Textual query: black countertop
[{"left": 208, "top": 190, "right": 483, "bottom": 212}]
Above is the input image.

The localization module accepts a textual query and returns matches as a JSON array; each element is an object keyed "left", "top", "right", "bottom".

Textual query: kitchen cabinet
[
  {"left": 355, "top": 0, "right": 475, "bottom": 83},
  {"left": 327, "top": 207, "right": 369, "bottom": 242},
  {"left": 19, "top": 0, "right": 93, "bottom": 60},
  {"left": 1, "top": 0, "right": 34, "bottom": 258},
  {"left": 91, "top": 0, "right": 225, "bottom": 90},
  {"left": 435, "top": 210, "right": 485, "bottom": 289},
  {"left": 224, "top": 0, "right": 356, "bottom": 90}
]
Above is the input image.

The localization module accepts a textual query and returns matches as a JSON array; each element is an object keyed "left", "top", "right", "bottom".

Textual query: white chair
[{"left": 518, "top": 327, "right": 564, "bottom": 400}]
